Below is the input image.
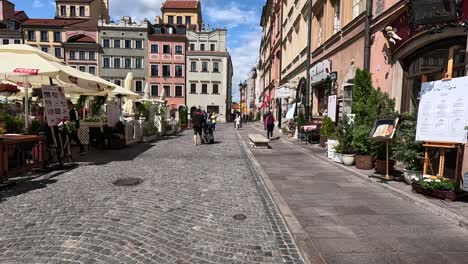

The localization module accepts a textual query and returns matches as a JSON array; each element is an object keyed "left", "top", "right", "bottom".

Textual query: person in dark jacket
[
  {"left": 264, "top": 111, "right": 275, "bottom": 139},
  {"left": 67, "top": 101, "right": 86, "bottom": 154},
  {"left": 192, "top": 108, "right": 203, "bottom": 146}
]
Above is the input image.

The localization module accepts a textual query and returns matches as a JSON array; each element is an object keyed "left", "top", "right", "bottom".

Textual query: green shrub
[
  {"left": 352, "top": 124, "right": 372, "bottom": 155},
  {"left": 4, "top": 114, "right": 23, "bottom": 133},
  {"left": 421, "top": 177, "right": 454, "bottom": 191},
  {"left": 335, "top": 115, "right": 354, "bottom": 154},
  {"left": 320, "top": 116, "right": 336, "bottom": 138}
]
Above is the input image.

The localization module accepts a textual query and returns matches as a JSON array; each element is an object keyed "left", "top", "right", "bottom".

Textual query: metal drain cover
[
  {"left": 233, "top": 214, "right": 247, "bottom": 221},
  {"left": 113, "top": 177, "right": 143, "bottom": 186}
]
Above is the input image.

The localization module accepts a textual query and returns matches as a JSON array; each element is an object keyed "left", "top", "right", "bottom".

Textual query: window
[
  {"left": 175, "top": 65, "right": 183, "bottom": 77},
  {"left": 135, "top": 58, "right": 142, "bottom": 69},
  {"left": 53, "top": 32, "right": 61, "bottom": 42},
  {"left": 88, "top": 66, "right": 96, "bottom": 75},
  {"left": 175, "top": 85, "right": 183, "bottom": 97},
  {"left": 103, "top": 39, "right": 110, "bottom": 48},
  {"left": 317, "top": 13, "right": 324, "bottom": 46},
  {"left": 153, "top": 25, "right": 161, "bottom": 34},
  {"left": 79, "top": 51, "right": 85, "bottom": 60},
  {"left": 79, "top": 66, "right": 86, "bottom": 72},
  {"left": 190, "top": 83, "right": 196, "bottom": 93},
  {"left": 69, "top": 51, "right": 76, "bottom": 60},
  {"left": 151, "top": 64, "right": 159, "bottom": 76},
  {"left": 136, "top": 40, "right": 143, "bottom": 49},
  {"left": 200, "top": 43, "right": 205, "bottom": 51},
  {"left": 333, "top": 0, "right": 341, "bottom": 33},
  {"left": 125, "top": 58, "right": 132, "bottom": 69},
  {"left": 103, "top": 57, "right": 110, "bottom": 68},
  {"left": 54, "top": 47, "right": 62, "bottom": 58},
  {"left": 27, "top": 31, "right": 35, "bottom": 41},
  {"left": 89, "top": 51, "right": 95, "bottom": 60},
  {"left": 202, "top": 84, "right": 208, "bottom": 94},
  {"left": 163, "top": 45, "right": 171, "bottom": 54},
  {"left": 168, "top": 16, "right": 174, "bottom": 24},
  {"left": 60, "top": 6, "right": 66, "bottom": 16},
  {"left": 186, "top": 16, "right": 192, "bottom": 25},
  {"left": 135, "top": 81, "right": 143, "bottom": 92},
  {"left": 14, "top": 39, "right": 21, "bottom": 44},
  {"left": 202, "top": 62, "right": 208, "bottom": 72},
  {"left": 115, "top": 80, "right": 122, "bottom": 86},
  {"left": 177, "top": 16, "right": 183, "bottom": 24},
  {"left": 79, "top": 6, "right": 85, "bottom": 17},
  {"left": 163, "top": 65, "right": 171, "bottom": 77},
  {"left": 190, "top": 43, "right": 195, "bottom": 50},
  {"left": 41, "top": 47, "right": 48, "bottom": 53},
  {"left": 125, "top": 39, "right": 131, "bottom": 49},
  {"left": 114, "top": 39, "right": 120, "bottom": 48},
  {"left": 70, "top": 6, "right": 76, "bottom": 17},
  {"left": 151, "top": 85, "right": 158, "bottom": 97},
  {"left": 175, "top": 45, "right": 183, "bottom": 54},
  {"left": 213, "top": 84, "right": 219, "bottom": 94},
  {"left": 210, "top": 44, "right": 215, "bottom": 51},
  {"left": 213, "top": 62, "right": 219, "bottom": 72},
  {"left": 191, "top": 61, "right": 197, "bottom": 72},
  {"left": 2, "top": 39, "right": 9, "bottom": 45},
  {"left": 151, "top": 44, "right": 158, "bottom": 53},
  {"left": 352, "top": 0, "right": 363, "bottom": 19},
  {"left": 114, "top": 58, "right": 121, "bottom": 68},
  {"left": 164, "top": 85, "right": 171, "bottom": 97},
  {"left": 40, "top": 31, "right": 48, "bottom": 42}
]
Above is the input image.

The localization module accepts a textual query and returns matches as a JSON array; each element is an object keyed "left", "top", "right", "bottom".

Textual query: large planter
[
  {"left": 319, "top": 135, "right": 327, "bottom": 148},
  {"left": 375, "top": 159, "right": 395, "bottom": 175},
  {"left": 403, "top": 170, "right": 422, "bottom": 185},
  {"left": 355, "top": 155, "right": 373, "bottom": 170},
  {"left": 342, "top": 154, "right": 355, "bottom": 166},
  {"left": 327, "top": 139, "right": 338, "bottom": 159},
  {"left": 411, "top": 183, "right": 457, "bottom": 201},
  {"left": 333, "top": 152, "right": 343, "bottom": 164}
]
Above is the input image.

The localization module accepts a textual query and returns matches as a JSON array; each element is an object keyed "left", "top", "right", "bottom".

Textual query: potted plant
[
  {"left": 352, "top": 124, "right": 373, "bottom": 170},
  {"left": 372, "top": 141, "right": 395, "bottom": 175},
  {"left": 281, "top": 126, "right": 288, "bottom": 135},
  {"left": 393, "top": 112, "right": 424, "bottom": 184},
  {"left": 320, "top": 116, "right": 335, "bottom": 148},
  {"left": 333, "top": 142, "right": 344, "bottom": 164},
  {"left": 179, "top": 108, "right": 188, "bottom": 129},
  {"left": 412, "top": 176, "right": 457, "bottom": 201},
  {"left": 335, "top": 115, "right": 355, "bottom": 166}
]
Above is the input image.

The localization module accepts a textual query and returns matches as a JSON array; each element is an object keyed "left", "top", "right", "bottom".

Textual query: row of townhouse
[{"left": 0, "top": 0, "right": 233, "bottom": 122}]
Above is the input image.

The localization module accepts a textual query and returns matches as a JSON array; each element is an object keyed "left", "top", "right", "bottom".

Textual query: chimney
[{"left": 0, "top": 0, "right": 15, "bottom": 21}]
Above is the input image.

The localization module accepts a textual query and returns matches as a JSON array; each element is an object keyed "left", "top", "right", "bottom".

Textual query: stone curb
[
  {"left": 280, "top": 137, "right": 468, "bottom": 231},
  {"left": 235, "top": 130, "right": 326, "bottom": 264}
]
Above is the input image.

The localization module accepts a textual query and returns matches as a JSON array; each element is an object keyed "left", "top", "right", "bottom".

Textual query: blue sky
[{"left": 10, "top": 0, "right": 264, "bottom": 102}]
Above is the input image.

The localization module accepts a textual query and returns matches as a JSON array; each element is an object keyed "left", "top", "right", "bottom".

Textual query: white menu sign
[
  {"left": 41, "top": 85, "right": 69, "bottom": 126},
  {"left": 328, "top": 95, "right": 337, "bottom": 122},
  {"left": 416, "top": 76, "right": 468, "bottom": 143}
]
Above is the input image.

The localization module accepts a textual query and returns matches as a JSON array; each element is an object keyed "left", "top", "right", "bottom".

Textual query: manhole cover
[
  {"left": 233, "top": 214, "right": 247, "bottom": 221},
  {"left": 112, "top": 177, "right": 143, "bottom": 186}
]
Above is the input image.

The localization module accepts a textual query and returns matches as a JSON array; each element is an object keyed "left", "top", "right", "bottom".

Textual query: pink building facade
[
  {"left": 64, "top": 27, "right": 99, "bottom": 75},
  {"left": 147, "top": 24, "right": 187, "bottom": 108}
]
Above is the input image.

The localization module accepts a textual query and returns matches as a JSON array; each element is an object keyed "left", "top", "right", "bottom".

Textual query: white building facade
[{"left": 186, "top": 28, "right": 232, "bottom": 123}]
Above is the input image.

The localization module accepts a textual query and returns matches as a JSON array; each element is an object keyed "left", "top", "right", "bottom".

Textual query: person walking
[
  {"left": 192, "top": 108, "right": 203, "bottom": 146},
  {"left": 264, "top": 111, "right": 275, "bottom": 139},
  {"left": 235, "top": 114, "right": 241, "bottom": 130},
  {"left": 210, "top": 112, "right": 217, "bottom": 131},
  {"left": 67, "top": 101, "right": 86, "bottom": 154}
]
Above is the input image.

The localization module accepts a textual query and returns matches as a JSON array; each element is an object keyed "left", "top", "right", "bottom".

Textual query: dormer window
[
  {"left": 60, "top": 6, "right": 66, "bottom": 16},
  {"left": 79, "top": 6, "right": 85, "bottom": 17}
]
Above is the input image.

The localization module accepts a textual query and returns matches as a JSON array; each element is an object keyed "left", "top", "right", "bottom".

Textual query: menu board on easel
[
  {"left": 416, "top": 76, "right": 468, "bottom": 143},
  {"left": 41, "top": 85, "right": 69, "bottom": 126}
]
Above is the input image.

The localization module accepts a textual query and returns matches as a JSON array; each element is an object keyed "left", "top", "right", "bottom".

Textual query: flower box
[{"left": 411, "top": 183, "right": 457, "bottom": 201}]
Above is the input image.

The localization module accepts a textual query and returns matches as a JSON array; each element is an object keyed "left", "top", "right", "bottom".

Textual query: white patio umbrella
[
  {"left": 143, "top": 82, "right": 150, "bottom": 100},
  {"left": 122, "top": 72, "right": 135, "bottom": 116}
]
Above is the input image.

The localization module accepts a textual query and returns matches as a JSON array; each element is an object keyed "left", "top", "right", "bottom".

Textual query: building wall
[
  {"left": 0, "top": 0, "right": 14, "bottom": 21},
  {"left": 147, "top": 37, "right": 186, "bottom": 107},
  {"left": 23, "top": 28, "right": 65, "bottom": 58},
  {"left": 55, "top": 0, "right": 109, "bottom": 22},
  {"left": 63, "top": 29, "right": 98, "bottom": 74},
  {"left": 98, "top": 18, "right": 149, "bottom": 91}
]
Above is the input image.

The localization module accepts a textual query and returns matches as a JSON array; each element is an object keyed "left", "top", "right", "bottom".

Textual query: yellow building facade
[{"left": 161, "top": 0, "right": 202, "bottom": 29}]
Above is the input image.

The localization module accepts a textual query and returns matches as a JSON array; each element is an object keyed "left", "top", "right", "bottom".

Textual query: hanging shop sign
[
  {"left": 416, "top": 76, "right": 468, "bottom": 143},
  {"left": 310, "top": 60, "right": 331, "bottom": 85},
  {"left": 276, "top": 85, "right": 293, "bottom": 99},
  {"left": 409, "top": 0, "right": 459, "bottom": 28}
]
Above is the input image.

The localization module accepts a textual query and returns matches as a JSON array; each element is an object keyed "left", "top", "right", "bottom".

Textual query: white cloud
[
  {"left": 205, "top": 3, "right": 257, "bottom": 28},
  {"left": 109, "top": 0, "right": 163, "bottom": 23},
  {"left": 33, "top": 0, "right": 44, "bottom": 8},
  {"left": 229, "top": 29, "right": 261, "bottom": 102}
]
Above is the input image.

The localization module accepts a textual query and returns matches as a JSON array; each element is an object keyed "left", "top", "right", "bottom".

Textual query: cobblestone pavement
[{"left": 0, "top": 125, "right": 304, "bottom": 264}]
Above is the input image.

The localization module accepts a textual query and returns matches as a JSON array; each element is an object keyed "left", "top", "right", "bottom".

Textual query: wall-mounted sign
[
  {"left": 276, "top": 85, "right": 293, "bottom": 99},
  {"left": 409, "top": 0, "right": 459, "bottom": 28},
  {"left": 310, "top": 60, "right": 331, "bottom": 84}
]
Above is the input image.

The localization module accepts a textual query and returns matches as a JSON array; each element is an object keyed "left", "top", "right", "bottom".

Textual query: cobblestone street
[{"left": 0, "top": 125, "right": 303, "bottom": 264}]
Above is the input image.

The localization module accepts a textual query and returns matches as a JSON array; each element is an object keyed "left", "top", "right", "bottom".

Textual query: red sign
[
  {"left": 69, "top": 76, "right": 78, "bottom": 84},
  {"left": 13, "top": 68, "right": 39, "bottom": 75}
]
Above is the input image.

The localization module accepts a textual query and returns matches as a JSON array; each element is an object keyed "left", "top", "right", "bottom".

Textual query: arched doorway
[{"left": 295, "top": 78, "right": 307, "bottom": 117}]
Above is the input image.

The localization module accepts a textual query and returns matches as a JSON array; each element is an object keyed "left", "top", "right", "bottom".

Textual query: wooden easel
[{"left": 423, "top": 141, "right": 463, "bottom": 189}]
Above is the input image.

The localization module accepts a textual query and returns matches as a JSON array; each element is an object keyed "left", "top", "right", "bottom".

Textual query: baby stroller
[{"left": 203, "top": 123, "right": 215, "bottom": 144}]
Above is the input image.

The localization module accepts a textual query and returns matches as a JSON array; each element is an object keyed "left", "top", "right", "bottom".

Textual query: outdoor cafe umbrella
[
  {"left": 143, "top": 82, "right": 150, "bottom": 100},
  {"left": 122, "top": 72, "right": 135, "bottom": 116}
]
